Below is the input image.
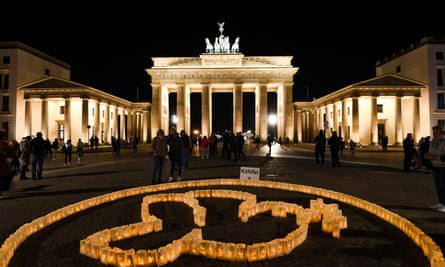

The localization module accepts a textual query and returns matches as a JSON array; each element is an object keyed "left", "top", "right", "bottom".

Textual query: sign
[{"left": 240, "top": 167, "right": 260, "bottom": 180}]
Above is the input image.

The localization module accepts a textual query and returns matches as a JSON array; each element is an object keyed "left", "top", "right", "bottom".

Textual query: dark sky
[{"left": 2, "top": 2, "right": 445, "bottom": 132}]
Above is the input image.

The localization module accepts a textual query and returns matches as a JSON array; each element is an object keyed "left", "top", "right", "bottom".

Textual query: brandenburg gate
[{"left": 146, "top": 23, "right": 299, "bottom": 142}]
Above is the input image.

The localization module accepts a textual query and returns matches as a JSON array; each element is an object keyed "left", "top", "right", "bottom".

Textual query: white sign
[{"left": 240, "top": 167, "right": 260, "bottom": 180}]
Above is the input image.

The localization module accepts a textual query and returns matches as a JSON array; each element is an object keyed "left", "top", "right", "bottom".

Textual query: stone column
[
  {"left": 199, "top": 85, "right": 209, "bottom": 137},
  {"left": 413, "top": 96, "right": 420, "bottom": 140},
  {"left": 82, "top": 98, "right": 89, "bottom": 142},
  {"left": 342, "top": 99, "right": 348, "bottom": 141},
  {"left": 151, "top": 84, "right": 161, "bottom": 138},
  {"left": 104, "top": 104, "right": 110, "bottom": 144},
  {"left": 371, "top": 96, "right": 378, "bottom": 144},
  {"left": 94, "top": 101, "right": 100, "bottom": 138},
  {"left": 24, "top": 98, "right": 31, "bottom": 136},
  {"left": 64, "top": 98, "right": 71, "bottom": 141},
  {"left": 234, "top": 83, "right": 242, "bottom": 133},
  {"left": 352, "top": 97, "right": 359, "bottom": 142},
  {"left": 283, "top": 83, "right": 294, "bottom": 142},
  {"left": 296, "top": 108, "right": 302, "bottom": 143},
  {"left": 395, "top": 96, "right": 402, "bottom": 145},
  {"left": 333, "top": 101, "right": 338, "bottom": 134},
  {"left": 257, "top": 84, "right": 268, "bottom": 141},
  {"left": 176, "top": 83, "right": 185, "bottom": 131},
  {"left": 143, "top": 110, "right": 150, "bottom": 143},
  {"left": 41, "top": 98, "right": 48, "bottom": 138}
]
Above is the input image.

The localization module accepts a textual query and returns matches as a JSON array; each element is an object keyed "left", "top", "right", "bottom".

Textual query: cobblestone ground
[{"left": 0, "top": 144, "right": 442, "bottom": 266}]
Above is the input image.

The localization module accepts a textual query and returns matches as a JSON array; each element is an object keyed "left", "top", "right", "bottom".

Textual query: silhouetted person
[
  {"left": 313, "top": 130, "right": 326, "bottom": 166},
  {"left": 328, "top": 131, "right": 341, "bottom": 167}
]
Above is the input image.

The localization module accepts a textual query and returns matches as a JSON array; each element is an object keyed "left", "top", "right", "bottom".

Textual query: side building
[
  {"left": 0, "top": 42, "right": 151, "bottom": 144},
  {"left": 295, "top": 37, "right": 445, "bottom": 146}
]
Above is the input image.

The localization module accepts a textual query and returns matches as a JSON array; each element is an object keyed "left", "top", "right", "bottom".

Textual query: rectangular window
[
  {"left": 347, "top": 107, "right": 350, "bottom": 116},
  {"left": 438, "top": 69, "right": 444, "bottom": 86},
  {"left": 102, "top": 110, "right": 104, "bottom": 118},
  {"left": 59, "top": 106, "right": 65, "bottom": 115},
  {"left": 436, "top": 52, "right": 444, "bottom": 60},
  {"left": 110, "top": 111, "right": 113, "bottom": 120},
  {"left": 2, "top": 56, "right": 10, "bottom": 64},
  {"left": 3, "top": 74, "right": 8, "bottom": 89},
  {"left": 439, "top": 120, "right": 445, "bottom": 127},
  {"left": 376, "top": 104, "right": 383, "bottom": 113},
  {"left": 0, "top": 74, "right": 9, "bottom": 89},
  {"left": 396, "top": 65, "right": 401, "bottom": 73},
  {"left": 45, "top": 68, "right": 50, "bottom": 76},
  {"left": 438, "top": 93, "right": 445, "bottom": 109},
  {"left": 58, "top": 124, "right": 65, "bottom": 140},
  {"left": 2, "top": 96, "right": 9, "bottom": 112}
]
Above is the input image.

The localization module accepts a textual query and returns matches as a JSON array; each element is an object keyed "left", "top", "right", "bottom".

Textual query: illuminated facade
[
  {"left": 1, "top": 35, "right": 443, "bottom": 146},
  {"left": 0, "top": 42, "right": 151, "bottom": 143}
]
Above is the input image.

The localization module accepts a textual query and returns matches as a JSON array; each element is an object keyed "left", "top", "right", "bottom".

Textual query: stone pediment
[
  {"left": 354, "top": 74, "right": 424, "bottom": 87},
  {"left": 20, "top": 76, "right": 84, "bottom": 89}
]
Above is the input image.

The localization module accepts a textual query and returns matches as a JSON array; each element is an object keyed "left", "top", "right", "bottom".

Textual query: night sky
[{"left": 2, "top": 2, "right": 445, "bottom": 132}]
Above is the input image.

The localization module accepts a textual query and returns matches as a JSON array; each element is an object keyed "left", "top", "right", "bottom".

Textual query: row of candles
[
  {"left": 1, "top": 179, "right": 444, "bottom": 266},
  {"left": 80, "top": 190, "right": 347, "bottom": 266}
]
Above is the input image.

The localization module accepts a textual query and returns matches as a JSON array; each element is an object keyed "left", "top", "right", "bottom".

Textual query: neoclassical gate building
[
  {"left": 147, "top": 54, "right": 298, "bottom": 142},
  {"left": 147, "top": 24, "right": 298, "bottom": 142}
]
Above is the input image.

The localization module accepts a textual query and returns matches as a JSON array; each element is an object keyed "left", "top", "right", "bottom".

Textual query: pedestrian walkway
[{"left": 0, "top": 142, "right": 442, "bottom": 267}]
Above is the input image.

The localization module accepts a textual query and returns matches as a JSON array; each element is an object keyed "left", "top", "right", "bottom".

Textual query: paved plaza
[{"left": 0, "top": 142, "right": 444, "bottom": 266}]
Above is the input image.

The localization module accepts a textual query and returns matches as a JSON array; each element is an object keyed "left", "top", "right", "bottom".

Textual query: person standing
[
  {"left": 62, "top": 139, "right": 73, "bottom": 167},
  {"left": 151, "top": 129, "right": 168, "bottom": 184},
  {"left": 18, "top": 136, "right": 31, "bottom": 180},
  {"left": 313, "top": 130, "right": 326, "bottom": 166},
  {"left": 167, "top": 128, "right": 183, "bottom": 182},
  {"left": 328, "top": 131, "right": 341, "bottom": 168},
  {"left": 349, "top": 139, "right": 356, "bottom": 155},
  {"left": 200, "top": 135, "right": 209, "bottom": 159},
  {"left": 0, "top": 129, "right": 17, "bottom": 198},
  {"left": 403, "top": 133, "right": 416, "bottom": 172},
  {"left": 180, "top": 130, "right": 191, "bottom": 170},
  {"left": 30, "top": 132, "right": 48, "bottom": 180},
  {"left": 76, "top": 138, "right": 84, "bottom": 165},
  {"left": 51, "top": 138, "right": 59, "bottom": 160},
  {"left": 424, "top": 125, "right": 445, "bottom": 212}
]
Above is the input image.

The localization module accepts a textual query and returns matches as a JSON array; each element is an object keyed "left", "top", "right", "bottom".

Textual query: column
[
  {"left": 82, "top": 98, "right": 89, "bottom": 142},
  {"left": 351, "top": 97, "right": 359, "bottom": 142},
  {"left": 413, "top": 96, "right": 420, "bottom": 140},
  {"left": 256, "top": 84, "right": 268, "bottom": 141},
  {"left": 94, "top": 101, "right": 100, "bottom": 138},
  {"left": 370, "top": 96, "right": 378, "bottom": 145},
  {"left": 143, "top": 110, "right": 150, "bottom": 143},
  {"left": 283, "top": 83, "right": 294, "bottom": 142},
  {"left": 296, "top": 108, "right": 302, "bottom": 143},
  {"left": 41, "top": 98, "right": 48, "bottom": 138},
  {"left": 395, "top": 96, "right": 402, "bottom": 145},
  {"left": 104, "top": 104, "right": 110, "bottom": 143},
  {"left": 24, "top": 98, "right": 31, "bottom": 136},
  {"left": 151, "top": 84, "right": 161, "bottom": 138},
  {"left": 113, "top": 105, "right": 118, "bottom": 138},
  {"left": 341, "top": 99, "right": 348, "bottom": 141},
  {"left": 333, "top": 101, "right": 338, "bottom": 134},
  {"left": 234, "top": 84, "right": 242, "bottom": 133},
  {"left": 64, "top": 98, "right": 71, "bottom": 141},
  {"left": 201, "top": 84, "right": 210, "bottom": 137},
  {"left": 176, "top": 83, "right": 185, "bottom": 131}
]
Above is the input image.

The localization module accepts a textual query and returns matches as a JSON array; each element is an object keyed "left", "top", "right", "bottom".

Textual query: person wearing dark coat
[{"left": 328, "top": 131, "right": 341, "bottom": 168}]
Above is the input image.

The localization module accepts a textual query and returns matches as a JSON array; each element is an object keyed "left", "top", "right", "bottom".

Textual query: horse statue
[
  {"left": 231, "top": 37, "right": 240, "bottom": 53},
  {"left": 205, "top": 38, "right": 214, "bottom": 53}
]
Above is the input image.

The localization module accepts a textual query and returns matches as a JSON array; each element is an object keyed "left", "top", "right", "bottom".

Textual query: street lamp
[
  {"left": 268, "top": 114, "right": 277, "bottom": 138},
  {"left": 171, "top": 114, "right": 178, "bottom": 128}
]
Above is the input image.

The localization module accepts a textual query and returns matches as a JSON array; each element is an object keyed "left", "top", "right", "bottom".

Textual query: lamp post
[{"left": 87, "top": 125, "right": 91, "bottom": 148}]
